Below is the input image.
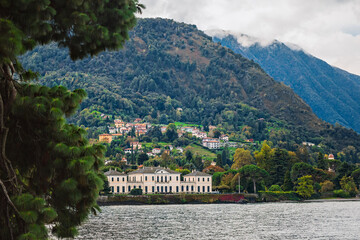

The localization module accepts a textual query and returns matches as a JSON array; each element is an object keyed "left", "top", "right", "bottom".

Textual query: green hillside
[{"left": 20, "top": 18, "right": 360, "bottom": 159}]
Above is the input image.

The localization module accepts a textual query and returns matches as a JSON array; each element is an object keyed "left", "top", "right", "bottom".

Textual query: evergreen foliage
[{"left": 0, "top": 0, "right": 144, "bottom": 239}]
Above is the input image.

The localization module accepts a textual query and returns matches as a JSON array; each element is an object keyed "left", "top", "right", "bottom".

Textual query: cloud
[{"left": 139, "top": 0, "right": 360, "bottom": 75}]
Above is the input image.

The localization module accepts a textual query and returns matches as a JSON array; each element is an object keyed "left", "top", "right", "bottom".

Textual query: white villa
[{"left": 105, "top": 167, "right": 212, "bottom": 194}]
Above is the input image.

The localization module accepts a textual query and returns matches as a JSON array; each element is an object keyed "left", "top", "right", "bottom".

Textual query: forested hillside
[
  {"left": 212, "top": 33, "right": 360, "bottom": 133},
  {"left": 20, "top": 18, "right": 360, "bottom": 156}
]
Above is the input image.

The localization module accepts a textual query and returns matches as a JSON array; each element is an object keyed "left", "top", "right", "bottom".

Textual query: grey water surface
[{"left": 76, "top": 202, "right": 360, "bottom": 240}]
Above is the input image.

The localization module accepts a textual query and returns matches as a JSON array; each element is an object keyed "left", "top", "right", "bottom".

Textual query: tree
[
  {"left": 0, "top": 1, "right": 144, "bottom": 239},
  {"left": 239, "top": 165, "right": 269, "bottom": 193},
  {"left": 231, "top": 148, "right": 253, "bottom": 170},
  {"left": 216, "top": 153, "right": 223, "bottom": 167},
  {"left": 340, "top": 176, "right": 358, "bottom": 195},
  {"left": 317, "top": 152, "right": 328, "bottom": 170},
  {"left": 282, "top": 170, "right": 293, "bottom": 191},
  {"left": 267, "top": 148, "right": 289, "bottom": 186},
  {"left": 165, "top": 123, "right": 178, "bottom": 142},
  {"left": 290, "top": 162, "right": 314, "bottom": 182},
  {"left": 193, "top": 155, "right": 203, "bottom": 171},
  {"left": 320, "top": 180, "right": 334, "bottom": 193},
  {"left": 137, "top": 152, "right": 149, "bottom": 165},
  {"left": 295, "top": 175, "right": 315, "bottom": 199},
  {"left": 351, "top": 169, "right": 360, "bottom": 186},
  {"left": 254, "top": 141, "right": 272, "bottom": 171}
]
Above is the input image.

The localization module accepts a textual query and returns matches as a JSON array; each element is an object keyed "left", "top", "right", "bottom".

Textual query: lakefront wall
[{"left": 105, "top": 167, "right": 212, "bottom": 194}]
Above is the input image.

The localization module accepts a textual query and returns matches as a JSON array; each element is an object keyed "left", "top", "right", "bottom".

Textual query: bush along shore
[
  {"left": 97, "top": 191, "right": 360, "bottom": 205},
  {"left": 97, "top": 193, "right": 259, "bottom": 205}
]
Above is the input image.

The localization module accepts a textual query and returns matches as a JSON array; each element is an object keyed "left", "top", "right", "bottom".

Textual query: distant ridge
[{"left": 211, "top": 31, "right": 360, "bottom": 133}]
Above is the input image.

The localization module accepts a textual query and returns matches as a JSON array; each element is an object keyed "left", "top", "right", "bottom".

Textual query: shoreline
[{"left": 97, "top": 194, "right": 360, "bottom": 206}]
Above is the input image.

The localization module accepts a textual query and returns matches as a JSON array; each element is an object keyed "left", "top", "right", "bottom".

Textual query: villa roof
[
  {"left": 185, "top": 171, "right": 211, "bottom": 177},
  {"left": 128, "top": 167, "right": 180, "bottom": 175},
  {"left": 104, "top": 169, "right": 126, "bottom": 176}
]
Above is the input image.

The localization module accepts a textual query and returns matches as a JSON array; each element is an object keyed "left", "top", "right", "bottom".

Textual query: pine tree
[{"left": 0, "top": 1, "right": 144, "bottom": 239}]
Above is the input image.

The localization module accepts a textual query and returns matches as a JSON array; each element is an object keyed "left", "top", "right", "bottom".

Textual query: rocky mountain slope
[{"left": 211, "top": 32, "right": 360, "bottom": 133}]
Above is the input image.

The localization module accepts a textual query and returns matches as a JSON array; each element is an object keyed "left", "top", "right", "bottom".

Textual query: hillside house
[{"left": 99, "top": 134, "right": 113, "bottom": 143}]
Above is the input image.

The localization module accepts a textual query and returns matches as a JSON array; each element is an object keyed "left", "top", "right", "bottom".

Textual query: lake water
[{"left": 76, "top": 201, "right": 360, "bottom": 239}]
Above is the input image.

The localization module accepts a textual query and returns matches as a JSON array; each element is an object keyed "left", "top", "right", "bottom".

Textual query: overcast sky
[{"left": 139, "top": 0, "right": 360, "bottom": 75}]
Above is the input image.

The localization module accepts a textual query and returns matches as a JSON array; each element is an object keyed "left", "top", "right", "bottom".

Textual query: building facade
[{"left": 105, "top": 167, "right": 212, "bottom": 194}]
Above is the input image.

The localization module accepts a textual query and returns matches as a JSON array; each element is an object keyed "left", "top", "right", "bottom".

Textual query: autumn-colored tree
[
  {"left": 320, "top": 180, "right": 334, "bottom": 193},
  {"left": 231, "top": 148, "right": 253, "bottom": 169},
  {"left": 254, "top": 141, "right": 272, "bottom": 171},
  {"left": 295, "top": 175, "right": 315, "bottom": 199}
]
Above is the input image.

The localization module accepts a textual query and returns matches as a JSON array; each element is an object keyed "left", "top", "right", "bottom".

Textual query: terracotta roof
[
  {"left": 104, "top": 169, "right": 126, "bottom": 176},
  {"left": 128, "top": 167, "right": 180, "bottom": 175},
  {"left": 185, "top": 171, "right": 212, "bottom": 177}
]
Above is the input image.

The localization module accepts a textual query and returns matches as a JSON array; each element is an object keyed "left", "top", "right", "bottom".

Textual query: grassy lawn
[
  {"left": 174, "top": 122, "right": 202, "bottom": 128},
  {"left": 186, "top": 144, "right": 216, "bottom": 160}
]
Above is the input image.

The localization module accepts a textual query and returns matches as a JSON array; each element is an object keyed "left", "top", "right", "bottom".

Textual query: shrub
[
  {"left": 333, "top": 189, "right": 350, "bottom": 198},
  {"left": 320, "top": 180, "right": 334, "bottom": 193},
  {"left": 268, "top": 185, "right": 282, "bottom": 192},
  {"left": 130, "top": 188, "right": 143, "bottom": 195}
]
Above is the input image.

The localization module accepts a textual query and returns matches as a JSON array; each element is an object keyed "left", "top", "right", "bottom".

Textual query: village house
[
  {"left": 124, "top": 148, "right": 133, "bottom": 154},
  {"left": 105, "top": 167, "right": 212, "bottom": 194},
  {"left": 146, "top": 152, "right": 155, "bottom": 157},
  {"left": 99, "top": 134, "right": 113, "bottom": 143},
  {"left": 202, "top": 138, "right": 220, "bottom": 149},
  {"left": 219, "top": 134, "right": 229, "bottom": 142},
  {"left": 114, "top": 119, "right": 125, "bottom": 128},
  {"left": 160, "top": 126, "right": 167, "bottom": 134},
  {"left": 130, "top": 141, "right": 142, "bottom": 149},
  {"left": 152, "top": 148, "right": 162, "bottom": 154}
]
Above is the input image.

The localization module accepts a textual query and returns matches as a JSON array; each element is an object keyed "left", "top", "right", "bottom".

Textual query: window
[
  {"left": 184, "top": 178, "right": 186, "bottom": 182},
  {"left": 157, "top": 186, "right": 159, "bottom": 192},
  {"left": 208, "top": 178, "right": 210, "bottom": 182},
  {"left": 193, "top": 178, "right": 194, "bottom": 182},
  {"left": 152, "top": 186, "right": 155, "bottom": 193},
  {"left": 111, "top": 177, "right": 114, "bottom": 182},
  {"left": 186, "top": 186, "right": 189, "bottom": 192},
  {"left": 176, "top": 176, "right": 179, "bottom": 181},
  {"left": 117, "top": 186, "right": 119, "bottom": 192},
  {"left": 161, "top": 186, "right": 163, "bottom": 192},
  {"left": 157, "top": 176, "right": 159, "bottom": 182},
  {"left": 139, "top": 185, "right": 141, "bottom": 189},
  {"left": 203, "top": 186, "right": 205, "bottom": 192},
  {"left": 176, "top": 186, "right": 179, "bottom": 192},
  {"left": 203, "top": 178, "right": 205, "bottom": 182},
  {"left": 181, "top": 186, "right": 184, "bottom": 192},
  {"left": 170, "top": 186, "right": 172, "bottom": 192},
  {"left": 111, "top": 186, "right": 114, "bottom": 192},
  {"left": 122, "top": 186, "right": 125, "bottom": 193},
  {"left": 198, "top": 186, "right": 200, "bottom": 192},
  {"left": 207, "top": 186, "right": 210, "bottom": 192},
  {"left": 128, "top": 186, "right": 131, "bottom": 192},
  {"left": 123, "top": 177, "right": 125, "bottom": 181},
  {"left": 145, "top": 186, "right": 148, "bottom": 193},
  {"left": 133, "top": 186, "right": 136, "bottom": 189},
  {"left": 191, "top": 186, "right": 194, "bottom": 192},
  {"left": 145, "top": 176, "right": 147, "bottom": 181},
  {"left": 117, "top": 177, "right": 119, "bottom": 181},
  {"left": 152, "top": 176, "right": 154, "bottom": 181},
  {"left": 165, "top": 186, "right": 167, "bottom": 192},
  {"left": 161, "top": 176, "right": 163, "bottom": 182},
  {"left": 170, "top": 176, "right": 172, "bottom": 181},
  {"left": 198, "top": 178, "right": 200, "bottom": 181},
  {"left": 165, "top": 176, "right": 167, "bottom": 182}
]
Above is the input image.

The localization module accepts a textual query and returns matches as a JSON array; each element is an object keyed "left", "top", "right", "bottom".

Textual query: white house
[
  {"left": 105, "top": 167, "right": 212, "bottom": 194},
  {"left": 152, "top": 148, "right": 162, "bottom": 154}
]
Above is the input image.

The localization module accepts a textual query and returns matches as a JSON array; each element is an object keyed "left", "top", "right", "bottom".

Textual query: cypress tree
[{"left": 317, "top": 152, "right": 328, "bottom": 170}]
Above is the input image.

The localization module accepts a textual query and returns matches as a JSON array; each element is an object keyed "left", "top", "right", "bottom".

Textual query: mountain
[
  {"left": 210, "top": 32, "right": 360, "bottom": 133},
  {"left": 19, "top": 18, "right": 360, "bottom": 156}
]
